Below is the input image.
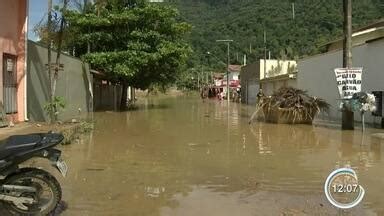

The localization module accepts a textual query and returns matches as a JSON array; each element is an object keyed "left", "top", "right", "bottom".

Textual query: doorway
[{"left": 3, "top": 54, "right": 18, "bottom": 114}]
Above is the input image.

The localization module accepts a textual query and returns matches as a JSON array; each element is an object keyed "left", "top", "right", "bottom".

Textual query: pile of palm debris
[{"left": 252, "top": 87, "right": 330, "bottom": 124}]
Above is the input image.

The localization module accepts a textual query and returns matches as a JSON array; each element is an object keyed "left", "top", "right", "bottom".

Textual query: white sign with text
[{"left": 334, "top": 67, "right": 363, "bottom": 99}]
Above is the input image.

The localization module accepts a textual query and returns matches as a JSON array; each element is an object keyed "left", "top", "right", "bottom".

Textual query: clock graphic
[{"left": 324, "top": 168, "right": 365, "bottom": 209}]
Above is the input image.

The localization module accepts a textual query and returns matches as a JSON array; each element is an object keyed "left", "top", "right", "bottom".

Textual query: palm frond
[{"left": 258, "top": 87, "right": 330, "bottom": 119}]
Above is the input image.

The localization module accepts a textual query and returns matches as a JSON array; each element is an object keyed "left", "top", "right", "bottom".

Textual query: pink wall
[{"left": 0, "top": 0, "right": 27, "bottom": 122}]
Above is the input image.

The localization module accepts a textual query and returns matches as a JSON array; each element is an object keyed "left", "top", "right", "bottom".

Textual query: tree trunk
[
  {"left": 47, "top": 0, "right": 53, "bottom": 123},
  {"left": 120, "top": 83, "right": 128, "bottom": 110},
  {"left": 53, "top": 0, "right": 68, "bottom": 86},
  {"left": 51, "top": 0, "right": 69, "bottom": 122}
]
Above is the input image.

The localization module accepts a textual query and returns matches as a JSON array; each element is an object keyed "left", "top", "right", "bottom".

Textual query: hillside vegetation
[{"left": 171, "top": 0, "right": 384, "bottom": 68}]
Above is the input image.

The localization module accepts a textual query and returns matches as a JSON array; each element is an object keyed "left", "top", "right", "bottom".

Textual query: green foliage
[
  {"left": 80, "top": 121, "right": 94, "bottom": 133},
  {"left": 175, "top": 69, "right": 198, "bottom": 90},
  {"left": 34, "top": 1, "right": 75, "bottom": 52},
  {"left": 65, "top": 1, "right": 192, "bottom": 90},
  {"left": 44, "top": 96, "right": 66, "bottom": 121},
  {"left": 174, "top": 66, "right": 211, "bottom": 90},
  {"left": 171, "top": 0, "right": 384, "bottom": 68}
]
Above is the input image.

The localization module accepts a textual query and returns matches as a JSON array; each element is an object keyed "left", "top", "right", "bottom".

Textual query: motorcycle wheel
[{"left": 2, "top": 168, "right": 62, "bottom": 216}]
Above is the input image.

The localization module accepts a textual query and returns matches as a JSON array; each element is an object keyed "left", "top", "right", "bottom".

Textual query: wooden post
[
  {"left": 227, "top": 42, "right": 230, "bottom": 102},
  {"left": 342, "top": 0, "right": 354, "bottom": 130}
]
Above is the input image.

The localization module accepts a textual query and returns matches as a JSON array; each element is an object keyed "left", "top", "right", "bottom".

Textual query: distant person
[
  {"left": 201, "top": 87, "right": 208, "bottom": 100},
  {"left": 218, "top": 91, "right": 224, "bottom": 100},
  {"left": 236, "top": 88, "right": 241, "bottom": 102},
  {"left": 232, "top": 90, "right": 240, "bottom": 102},
  {"left": 249, "top": 89, "right": 266, "bottom": 124},
  {"left": 216, "top": 89, "right": 220, "bottom": 98},
  {"left": 209, "top": 87, "right": 215, "bottom": 98},
  {"left": 257, "top": 89, "right": 265, "bottom": 103}
]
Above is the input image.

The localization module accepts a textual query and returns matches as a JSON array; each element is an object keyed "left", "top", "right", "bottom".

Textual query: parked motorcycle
[{"left": 0, "top": 131, "right": 67, "bottom": 215}]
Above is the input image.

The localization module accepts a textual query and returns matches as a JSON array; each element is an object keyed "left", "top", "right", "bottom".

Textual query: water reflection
[
  {"left": 57, "top": 96, "right": 384, "bottom": 216},
  {"left": 339, "top": 130, "right": 383, "bottom": 170}
]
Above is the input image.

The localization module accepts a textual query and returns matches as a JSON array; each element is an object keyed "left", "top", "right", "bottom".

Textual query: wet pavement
[{"left": 32, "top": 96, "right": 384, "bottom": 215}]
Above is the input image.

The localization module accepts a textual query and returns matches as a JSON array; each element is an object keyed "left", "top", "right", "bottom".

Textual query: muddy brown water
[{"left": 28, "top": 96, "right": 384, "bottom": 215}]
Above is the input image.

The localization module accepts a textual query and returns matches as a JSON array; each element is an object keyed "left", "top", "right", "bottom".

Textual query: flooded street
[{"left": 58, "top": 95, "right": 384, "bottom": 216}]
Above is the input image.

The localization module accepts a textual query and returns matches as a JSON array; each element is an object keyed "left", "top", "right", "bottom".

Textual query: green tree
[
  {"left": 36, "top": 0, "right": 69, "bottom": 123},
  {"left": 65, "top": 0, "right": 192, "bottom": 109},
  {"left": 172, "top": 0, "right": 384, "bottom": 69}
]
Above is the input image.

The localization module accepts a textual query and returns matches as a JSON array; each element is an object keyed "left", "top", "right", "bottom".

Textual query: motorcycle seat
[{"left": 0, "top": 134, "right": 44, "bottom": 160}]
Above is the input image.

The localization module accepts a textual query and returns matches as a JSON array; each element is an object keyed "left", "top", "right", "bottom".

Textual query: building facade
[
  {"left": 298, "top": 20, "right": 384, "bottom": 125},
  {"left": 241, "top": 59, "right": 297, "bottom": 105},
  {"left": 240, "top": 62, "right": 260, "bottom": 105},
  {"left": 0, "top": 0, "right": 28, "bottom": 123},
  {"left": 260, "top": 73, "right": 297, "bottom": 97},
  {"left": 298, "top": 20, "right": 384, "bottom": 124},
  {"left": 259, "top": 59, "right": 297, "bottom": 80},
  {"left": 298, "top": 37, "right": 384, "bottom": 125},
  {"left": 323, "top": 19, "right": 384, "bottom": 52}
]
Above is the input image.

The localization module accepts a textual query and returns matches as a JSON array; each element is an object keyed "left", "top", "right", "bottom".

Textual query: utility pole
[
  {"left": 207, "top": 51, "right": 212, "bottom": 84},
  {"left": 216, "top": 40, "right": 233, "bottom": 102},
  {"left": 197, "top": 72, "right": 200, "bottom": 90},
  {"left": 226, "top": 42, "right": 231, "bottom": 101},
  {"left": 264, "top": 30, "right": 267, "bottom": 78},
  {"left": 292, "top": 3, "right": 295, "bottom": 20},
  {"left": 201, "top": 65, "right": 205, "bottom": 86},
  {"left": 342, "top": 0, "right": 354, "bottom": 130}
]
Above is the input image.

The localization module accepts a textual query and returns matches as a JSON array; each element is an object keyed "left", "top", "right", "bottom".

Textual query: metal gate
[{"left": 3, "top": 54, "right": 17, "bottom": 114}]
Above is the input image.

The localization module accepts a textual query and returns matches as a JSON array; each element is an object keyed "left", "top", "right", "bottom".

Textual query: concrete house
[
  {"left": 297, "top": 20, "right": 384, "bottom": 125},
  {"left": 323, "top": 19, "right": 384, "bottom": 52},
  {"left": 259, "top": 59, "right": 297, "bottom": 96},
  {"left": 241, "top": 59, "right": 297, "bottom": 105},
  {"left": 223, "top": 65, "right": 241, "bottom": 88},
  {"left": 240, "top": 62, "right": 260, "bottom": 105},
  {"left": 0, "top": 0, "right": 28, "bottom": 124}
]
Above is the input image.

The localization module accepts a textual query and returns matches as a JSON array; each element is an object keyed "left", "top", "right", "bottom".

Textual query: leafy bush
[{"left": 44, "top": 96, "right": 66, "bottom": 122}]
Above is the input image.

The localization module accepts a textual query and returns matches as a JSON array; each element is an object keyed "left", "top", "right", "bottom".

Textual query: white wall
[
  {"left": 298, "top": 39, "right": 384, "bottom": 123},
  {"left": 261, "top": 79, "right": 297, "bottom": 96},
  {"left": 260, "top": 59, "right": 297, "bottom": 79},
  {"left": 224, "top": 72, "right": 240, "bottom": 81}
]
